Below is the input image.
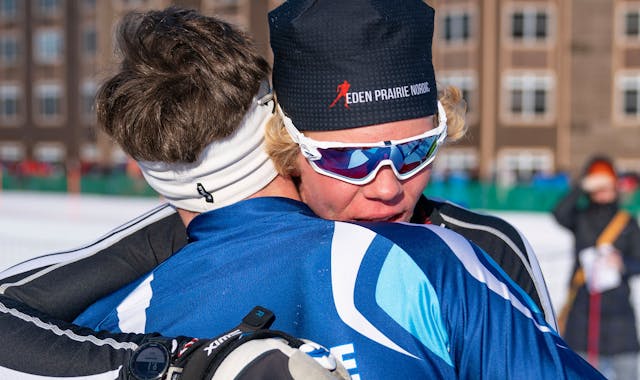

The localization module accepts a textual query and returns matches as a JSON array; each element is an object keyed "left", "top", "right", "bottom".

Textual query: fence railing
[
  {"left": 425, "top": 180, "right": 640, "bottom": 213},
  {"left": 2, "top": 173, "right": 639, "bottom": 213},
  {"left": 1, "top": 173, "right": 157, "bottom": 198}
]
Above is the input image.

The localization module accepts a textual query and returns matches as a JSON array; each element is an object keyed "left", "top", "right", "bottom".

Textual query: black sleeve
[
  {"left": 0, "top": 295, "right": 266, "bottom": 380},
  {"left": 0, "top": 295, "right": 346, "bottom": 380},
  {"left": 0, "top": 203, "right": 187, "bottom": 321},
  {"left": 425, "top": 197, "right": 558, "bottom": 329},
  {"left": 0, "top": 294, "right": 166, "bottom": 378},
  {"left": 552, "top": 185, "right": 583, "bottom": 231},
  {"left": 621, "top": 216, "right": 640, "bottom": 276}
]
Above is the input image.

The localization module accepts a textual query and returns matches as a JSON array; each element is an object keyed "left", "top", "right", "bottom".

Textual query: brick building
[{"left": 0, "top": 0, "right": 638, "bottom": 182}]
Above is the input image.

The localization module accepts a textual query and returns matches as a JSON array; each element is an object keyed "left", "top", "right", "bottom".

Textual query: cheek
[
  {"left": 403, "top": 168, "right": 431, "bottom": 202},
  {"left": 297, "top": 156, "right": 359, "bottom": 219},
  {"left": 592, "top": 188, "right": 617, "bottom": 203}
]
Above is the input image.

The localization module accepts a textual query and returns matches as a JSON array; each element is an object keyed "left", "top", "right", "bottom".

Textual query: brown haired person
[
  {"left": 554, "top": 155, "right": 640, "bottom": 379},
  {"left": 69, "top": 4, "right": 601, "bottom": 378},
  {"left": 0, "top": 7, "right": 350, "bottom": 379},
  {"left": 2, "top": 3, "right": 555, "bottom": 330},
  {"left": 1, "top": 0, "right": 563, "bottom": 377}
]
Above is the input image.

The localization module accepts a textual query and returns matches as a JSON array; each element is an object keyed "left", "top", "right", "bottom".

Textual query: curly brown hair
[{"left": 96, "top": 7, "right": 270, "bottom": 163}]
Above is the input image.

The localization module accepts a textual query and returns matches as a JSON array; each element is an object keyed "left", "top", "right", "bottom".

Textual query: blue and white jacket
[{"left": 76, "top": 197, "right": 601, "bottom": 379}]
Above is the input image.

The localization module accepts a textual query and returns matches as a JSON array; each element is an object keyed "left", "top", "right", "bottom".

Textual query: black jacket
[{"left": 553, "top": 186, "right": 640, "bottom": 355}]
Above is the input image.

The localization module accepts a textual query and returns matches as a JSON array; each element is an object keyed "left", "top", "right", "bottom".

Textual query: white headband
[{"left": 137, "top": 97, "right": 278, "bottom": 213}]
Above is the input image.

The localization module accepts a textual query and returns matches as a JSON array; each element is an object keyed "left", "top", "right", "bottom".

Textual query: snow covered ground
[
  {"left": 0, "top": 190, "right": 637, "bottom": 316},
  {"left": 0, "top": 191, "right": 163, "bottom": 272}
]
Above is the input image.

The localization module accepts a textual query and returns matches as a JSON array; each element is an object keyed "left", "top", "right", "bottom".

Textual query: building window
[
  {"left": 0, "top": 142, "right": 24, "bottom": 162},
  {"left": 0, "top": 85, "right": 19, "bottom": 121},
  {"left": 36, "top": 84, "right": 62, "bottom": 119},
  {"left": 506, "top": 74, "right": 553, "bottom": 118},
  {"left": 625, "top": 10, "right": 640, "bottom": 37},
  {"left": 433, "top": 148, "right": 478, "bottom": 179},
  {"left": 510, "top": 9, "right": 549, "bottom": 41},
  {"left": 442, "top": 11, "right": 471, "bottom": 44},
  {"left": 438, "top": 73, "right": 475, "bottom": 113},
  {"left": 83, "top": 0, "right": 96, "bottom": 11},
  {"left": 35, "top": 29, "right": 63, "bottom": 63},
  {"left": 82, "top": 26, "right": 97, "bottom": 56},
  {"left": 215, "top": 0, "right": 240, "bottom": 5},
  {"left": 498, "top": 149, "right": 554, "bottom": 185},
  {"left": 80, "top": 143, "right": 98, "bottom": 163},
  {"left": 0, "top": 35, "right": 19, "bottom": 65},
  {"left": 112, "top": 146, "right": 130, "bottom": 165},
  {"left": 121, "top": 0, "right": 148, "bottom": 7},
  {"left": 619, "top": 75, "right": 640, "bottom": 116},
  {"left": 625, "top": 88, "right": 638, "bottom": 114},
  {"left": 37, "top": 0, "right": 61, "bottom": 15},
  {"left": 0, "top": 0, "right": 17, "bottom": 19},
  {"left": 34, "top": 142, "right": 65, "bottom": 163},
  {"left": 81, "top": 80, "right": 96, "bottom": 120}
]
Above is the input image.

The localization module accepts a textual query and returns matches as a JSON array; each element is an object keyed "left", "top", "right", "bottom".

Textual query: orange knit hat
[
  {"left": 586, "top": 160, "right": 616, "bottom": 180},
  {"left": 581, "top": 158, "right": 617, "bottom": 193}
]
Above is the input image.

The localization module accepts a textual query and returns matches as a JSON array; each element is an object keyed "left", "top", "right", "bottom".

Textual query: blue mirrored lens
[
  {"left": 315, "top": 135, "right": 439, "bottom": 180},
  {"left": 396, "top": 135, "right": 440, "bottom": 173}
]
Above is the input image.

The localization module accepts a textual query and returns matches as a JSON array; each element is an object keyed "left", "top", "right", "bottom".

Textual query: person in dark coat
[{"left": 554, "top": 155, "right": 640, "bottom": 380}]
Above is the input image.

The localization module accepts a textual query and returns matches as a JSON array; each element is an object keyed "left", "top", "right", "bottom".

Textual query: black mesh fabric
[{"left": 270, "top": 0, "right": 438, "bottom": 131}]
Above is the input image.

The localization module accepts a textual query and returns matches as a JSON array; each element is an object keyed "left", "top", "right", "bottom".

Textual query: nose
[{"left": 361, "top": 166, "right": 403, "bottom": 202}]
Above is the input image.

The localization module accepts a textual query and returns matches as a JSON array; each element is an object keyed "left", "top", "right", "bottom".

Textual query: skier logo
[{"left": 329, "top": 80, "right": 351, "bottom": 109}]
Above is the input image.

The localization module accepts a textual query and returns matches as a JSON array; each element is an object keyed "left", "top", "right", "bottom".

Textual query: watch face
[{"left": 130, "top": 342, "right": 170, "bottom": 380}]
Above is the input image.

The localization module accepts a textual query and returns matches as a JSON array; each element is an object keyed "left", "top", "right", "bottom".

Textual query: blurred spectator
[
  {"left": 553, "top": 155, "right": 640, "bottom": 380},
  {"left": 619, "top": 172, "right": 639, "bottom": 201},
  {"left": 532, "top": 171, "right": 570, "bottom": 189},
  {"left": 16, "top": 159, "right": 53, "bottom": 177}
]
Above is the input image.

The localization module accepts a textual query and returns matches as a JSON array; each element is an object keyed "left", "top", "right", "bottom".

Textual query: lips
[{"left": 353, "top": 211, "right": 407, "bottom": 223}]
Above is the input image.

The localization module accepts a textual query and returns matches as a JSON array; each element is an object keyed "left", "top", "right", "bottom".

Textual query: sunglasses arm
[{"left": 298, "top": 140, "right": 323, "bottom": 161}]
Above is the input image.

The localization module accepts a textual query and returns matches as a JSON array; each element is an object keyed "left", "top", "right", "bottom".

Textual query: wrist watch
[{"left": 129, "top": 341, "right": 171, "bottom": 380}]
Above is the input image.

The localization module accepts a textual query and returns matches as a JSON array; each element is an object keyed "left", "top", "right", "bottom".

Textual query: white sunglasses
[{"left": 278, "top": 101, "right": 447, "bottom": 185}]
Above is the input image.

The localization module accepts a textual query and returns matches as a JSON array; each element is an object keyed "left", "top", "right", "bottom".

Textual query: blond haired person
[{"left": 1, "top": 3, "right": 559, "bottom": 378}]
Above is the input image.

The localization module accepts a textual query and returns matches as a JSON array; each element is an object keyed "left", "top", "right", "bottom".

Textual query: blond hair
[{"left": 265, "top": 85, "right": 467, "bottom": 177}]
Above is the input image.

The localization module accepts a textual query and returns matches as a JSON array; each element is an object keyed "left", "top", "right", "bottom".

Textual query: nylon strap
[{"left": 596, "top": 210, "right": 630, "bottom": 247}]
